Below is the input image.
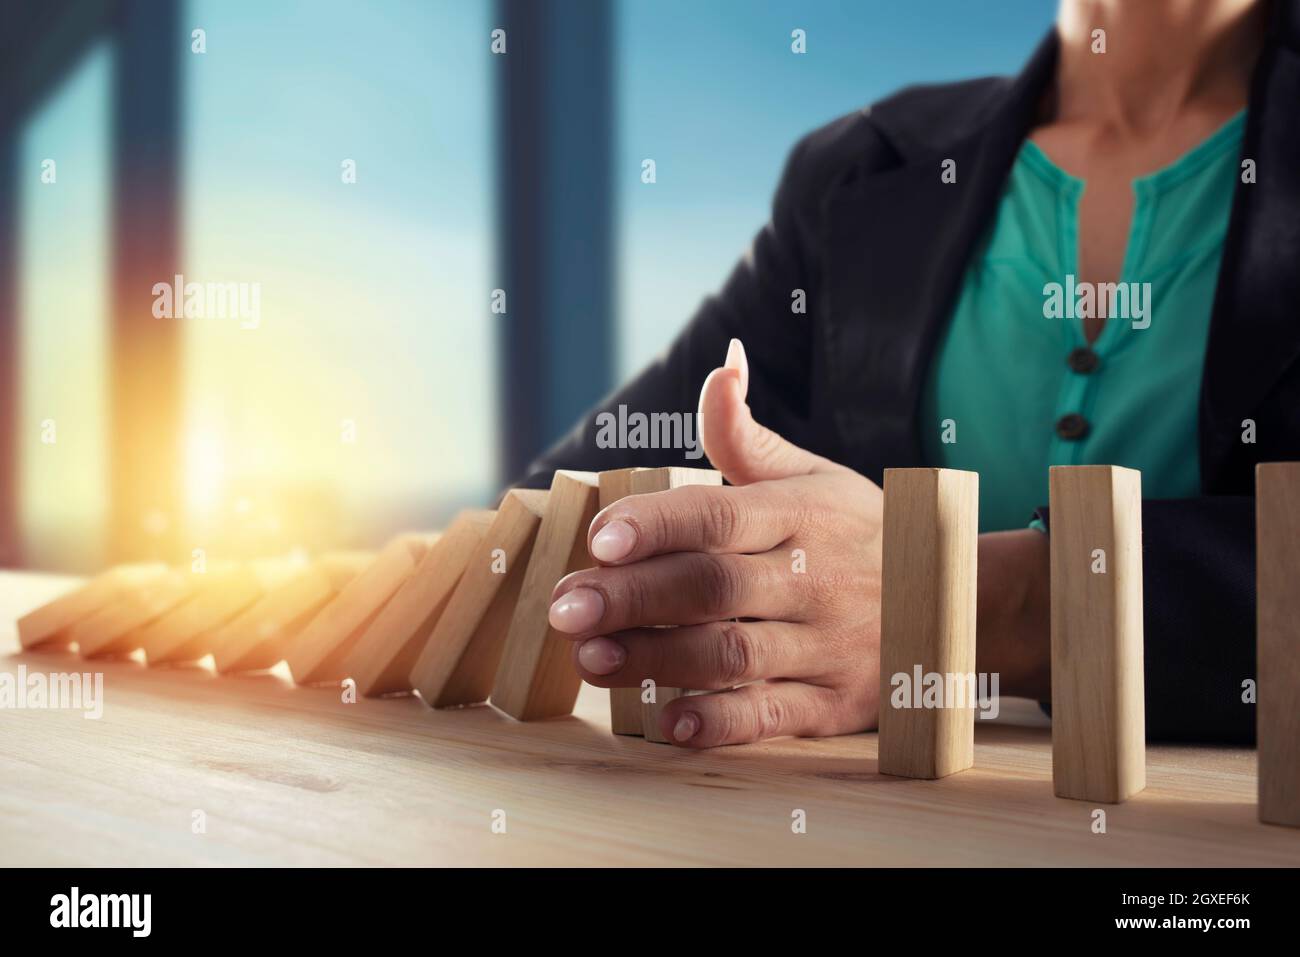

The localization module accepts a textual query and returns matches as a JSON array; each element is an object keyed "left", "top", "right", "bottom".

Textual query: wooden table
[{"left": 1, "top": 570, "right": 1296, "bottom": 866}]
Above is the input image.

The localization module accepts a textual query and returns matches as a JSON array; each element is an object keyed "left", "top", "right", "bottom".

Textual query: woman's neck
[{"left": 1054, "top": 0, "right": 1268, "bottom": 133}]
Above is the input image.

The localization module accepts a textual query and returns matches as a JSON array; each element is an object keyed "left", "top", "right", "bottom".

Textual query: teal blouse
[{"left": 921, "top": 111, "right": 1246, "bottom": 532}]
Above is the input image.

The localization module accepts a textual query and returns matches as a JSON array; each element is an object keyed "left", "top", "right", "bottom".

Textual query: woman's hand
[{"left": 547, "top": 339, "right": 886, "bottom": 747}]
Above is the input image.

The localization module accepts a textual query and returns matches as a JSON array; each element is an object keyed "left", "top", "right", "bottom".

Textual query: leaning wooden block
[
  {"left": 284, "top": 533, "right": 436, "bottom": 685},
  {"left": 410, "top": 490, "right": 549, "bottom": 708},
  {"left": 16, "top": 564, "right": 166, "bottom": 650},
  {"left": 630, "top": 467, "right": 722, "bottom": 742},
  {"left": 1257, "top": 462, "right": 1300, "bottom": 827},
  {"left": 1049, "top": 465, "right": 1145, "bottom": 804},
  {"left": 491, "top": 470, "right": 600, "bottom": 720},
  {"left": 71, "top": 569, "right": 199, "bottom": 658},
  {"left": 597, "top": 469, "right": 648, "bottom": 734},
  {"left": 138, "top": 563, "right": 264, "bottom": 664},
  {"left": 210, "top": 552, "right": 373, "bottom": 674},
  {"left": 877, "top": 468, "right": 979, "bottom": 779},
  {"left": 347, "top": 511, "right": 494, "bottom": 697}
]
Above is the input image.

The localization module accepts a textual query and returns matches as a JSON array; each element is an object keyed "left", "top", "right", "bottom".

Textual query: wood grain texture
[
  {"left": 347, "top": 512, "right": 495, "bottom": 698},
  {"left": 69, "top": 569, "right": 198, "bottom": 659},
  {"left": 1257, "top": 462, "right": 1300, "bottom": 827},
  {"left": 1, "top": 571, "right": 1293, "bottom": 866},
  {"left": 284, "top": 534, "right": 436, "bottom": 685},
  {"left": 598, "top": 469, "right": 648, "bottom": 735},
  {"left": 877, "top": 468, "right": 978, "bottom": 779},
  {"left": 630, "top": 467, "right": 723, "bottom": 743},
  {"left": 16, "top": 564, "right": 166, "bottom": 650},
  {"left": 1049, "top": 465, "right": 1146, "bottom": 804},
  {"left": 410, "top": 490, "right": 549, "bottom": 709},
  {"left": 209, "top": 554, "right": 374, "bottom": 674},
  {"left": 137, "top": 563, "right": 264, "bottom": 665},
  {"left": 491, "top": 470, "right": 600, "bottom": 721}
]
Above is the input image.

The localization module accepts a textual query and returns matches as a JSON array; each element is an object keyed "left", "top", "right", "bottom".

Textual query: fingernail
[
  {"left": 590, "top": 520, "right": 636, "bottom": 562},
  {"left": 577, "top": 637, "right": 625, "bottom": 675},
  {"left": 548, "top": 586, "right": 604, "bottom": 633},
  {"left": 673, "top": 712, "right": 700, "bottom": 743},
  {"left": 725, "top": 338, "right": 749, "bottom": 397}
]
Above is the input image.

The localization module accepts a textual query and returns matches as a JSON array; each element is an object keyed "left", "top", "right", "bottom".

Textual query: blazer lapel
[
  {"left": 820, "top": 34, "right": 1057, "bottom": 480},
  {"left": 1201, "top": 4, "right": 1300, "bottom": 490}
]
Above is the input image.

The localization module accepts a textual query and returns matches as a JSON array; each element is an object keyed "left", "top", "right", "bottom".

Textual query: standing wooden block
[
  {"left": 16, "top": 564, "right": 166, "bottom": 650},
  {"left": 1257, "top": 462, "right": 1300, "bottom": 827},
  {"left": 1049, "top": 465, "right": 1145, "bottom": 803},
  {"left": 138, "top": 563, "right": 264, "bottom": 664},
  {"left": 491, "top": 470, "right": 600, "bottom": 721},
  {"left": 630, "top": 467, "right": 723, "bottom": 742},
  {"left": 210, "top": 552, "right": 373, "bottom": 674},
  {"left": 877, "top": 468, "right": 978, "bottom": 779},
  {"left": 347, "top": 511, "right": 495, "bottom": 697},
  {"left": 284, "top": 533, "right": 436, "bottom": 685},
  {"left": 597, "top": 469, "right": 649, "bottom": 734},
  {"left": 409, "top": 490, "right": 549, "bottom": 708},
  {"left": 71, "top": 569, "right": 199, "bottom": 659}
]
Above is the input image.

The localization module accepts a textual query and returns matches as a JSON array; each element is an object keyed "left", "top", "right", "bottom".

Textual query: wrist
[{"left": 975, "top": 528, "right": 1051, "bottom": 699}]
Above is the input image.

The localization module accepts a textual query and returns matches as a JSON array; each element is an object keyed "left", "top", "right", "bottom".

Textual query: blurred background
[{"left": 0, "top": 0, "right": 1053, "bottom": 573}]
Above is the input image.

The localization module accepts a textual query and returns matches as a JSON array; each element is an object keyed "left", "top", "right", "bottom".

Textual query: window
[
  {"left": 181, "top": 0, "right": 494, "bottom": 555},
  {"left": 18, "top": 41, "right": 114, "bottom": 571},
  {"left": 615, "top": 0, "right": 1053, "bottom": 376}
]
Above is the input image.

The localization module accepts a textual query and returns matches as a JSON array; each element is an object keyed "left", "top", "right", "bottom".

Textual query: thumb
[{"left": 697, "top": 338, "right": 838, "bottom": 486}]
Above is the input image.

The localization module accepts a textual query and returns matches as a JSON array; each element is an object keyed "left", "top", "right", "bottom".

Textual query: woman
[{"left": 524, "top": 0, "right": 1297, "bottom": 747}]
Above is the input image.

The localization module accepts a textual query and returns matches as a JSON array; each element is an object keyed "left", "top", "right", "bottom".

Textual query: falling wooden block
[
  {"left": 877, "top": 468, "right": 979, "bottom": 779},
  {"left": 284, "top": 533, "right": 436, "bottom": 685},
  {"left": 16, "top": 564, "right": 167, "bottom": 651},
  {"left": 597, "top": 469, "right": 649, "bottom": 734},
  {"left": 71, "top": 569, "right": 200, "bottom": 659},
  {"left": 1257, "top": 462, "right": 1300, "bottom": 827},
  {"left": 138, "top": 563, "right": 265, "bottom": 665},
  {"left": 347, "top": 511, "right": 495, "bottom": 697},
  {"left": 630, "top": 467, "right": 722, "bottom": 743},
  {"left": 491, "top": 470, "right": 600, "bottom": 720},
  {"left": 1049, "top": 465, "right": 1145, "bottom": 804},
  {"left": 409, "top": 490, "right": 549, "bottom": 708},
  {"left": 210, "top": 552, "right": 373, "bottom": 674}
]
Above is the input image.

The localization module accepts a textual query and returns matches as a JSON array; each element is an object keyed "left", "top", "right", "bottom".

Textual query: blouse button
[
  {"left": 1067, "top": 347, "right": 1100, "bottom": 374},
  {"left": 1056, "top": 413, "right": 1091, "bottom": 441}
]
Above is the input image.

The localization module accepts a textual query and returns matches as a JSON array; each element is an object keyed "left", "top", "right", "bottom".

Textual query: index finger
[{"left": 587, "top": 482, "right": 799, "bottom": 565}]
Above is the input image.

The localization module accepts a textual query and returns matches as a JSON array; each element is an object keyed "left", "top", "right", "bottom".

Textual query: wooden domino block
[
  {"left": 70, "top": 569, "right": 199, "bottom": 659},
  {"left": 16, "top": 564, "right": 166, "bottom": 650},
  {"left": 491, "top": 470, "right": 600, "bottom": 720},
  {"left": 597, "top": 469, "right": 649, "bottom": 734},
  {"left": 409, "top": 490, "right": 549, "bottom": 709},
  {"left": 210, "top": 552, "right": 373, "bottom": 674},
  {"left": 877, "top": 468, "right": 979, "bottom": 779},
  {"left": 137, "top": 563, "right": 264, "bottom": 664},
  {"left": 347, "top": 511, "right": 495, "bottom": 697},
  {"left": 284, "top": 533, "right": 436, "bottom": 685},
  {"left": 1257, "top": 462, "right": 1300, "bottom": 827},
  {"left": 630, "top": 467, "right": 722, "bottom": 742},
  {"left": 1049, "top": 465, "right": 1145, "bottom": 803}
]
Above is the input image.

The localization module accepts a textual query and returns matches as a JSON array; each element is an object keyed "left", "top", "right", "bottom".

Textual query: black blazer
[{"left": 520, "top": 3, "right": 1300, "bottom": 744}]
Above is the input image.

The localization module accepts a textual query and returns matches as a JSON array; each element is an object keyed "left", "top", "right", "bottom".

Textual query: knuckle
[
  {"left": 613, "top": 570, "right": 651, "bottom": 627},
  {"left": 699, "top": 490, "right": 743, "bottom": 550},
  {"left": 714, "top": 622, "right": 759, "bottom": 685},
  {"left": 755, "top": 691, "right": 788, "bottom": 739},
  {"left": 693, "top": 554, "right": 745, "bottom": 619}
]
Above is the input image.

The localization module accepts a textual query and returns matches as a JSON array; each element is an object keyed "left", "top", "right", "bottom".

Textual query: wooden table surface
[{"left": 1, "top": 570, "right": 1296, "bottom": 867}]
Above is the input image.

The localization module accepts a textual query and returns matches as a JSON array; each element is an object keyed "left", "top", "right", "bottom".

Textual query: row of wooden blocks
[
  {"left": 879, "top": 462, "right": 1299, "bottom": 831},
  {"left": 15, "top": 462, "right": 1299, "bottom": 825},
  {"left": 16, "top": 467, "right": 716, "bottom": 741}
]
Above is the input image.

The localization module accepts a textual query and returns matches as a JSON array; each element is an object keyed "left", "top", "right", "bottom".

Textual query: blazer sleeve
[
  {"left": 510, "top": 119, "right": 862, "bottom": 490},
  {"left": 1034, "top": 497, "right": 1257, "bottom": 745}
]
